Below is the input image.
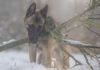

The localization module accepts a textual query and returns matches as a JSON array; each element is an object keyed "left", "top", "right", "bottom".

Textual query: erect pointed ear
[
  {"left": 26, "top": 2, "right": 36, "bottom": 18},
  {"left": 41, "top": 5, "right": 48, "bottom": 18}
]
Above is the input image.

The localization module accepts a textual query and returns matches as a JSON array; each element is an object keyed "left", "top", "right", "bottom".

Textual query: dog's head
[
  {"left": 24, "top": 3, "right": 48, "bottom": 43},
  {"left": 24, "top": 3, "right": 48, "bottom": 26}
]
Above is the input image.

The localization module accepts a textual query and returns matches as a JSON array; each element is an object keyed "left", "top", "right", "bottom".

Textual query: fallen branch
[
  {"left": 79, "top": 48, "right": 94, "bottom": 70},
  {"left": 59, "top": 46, "right": 83, "bottom": 65},
  {"left": 64, "top": 40, "right": 100, "bottom": 48},
  {"left": 0, "top": 38, "right": 100, "bottom": 51},
  {"left": 57, "top": 2, "right": 100, "bottom": 31},
  {"left": 84, "top": 24, "right": 100, "bottom": 37},
  {"left": 0, "top": 38, "right": 27, "bottom": 51},
  {"left": 85, "top": 48, "right": 100, "bottom": 64},
  {"left": 57, "top": 4, "right": 98, "bottom": 30}
]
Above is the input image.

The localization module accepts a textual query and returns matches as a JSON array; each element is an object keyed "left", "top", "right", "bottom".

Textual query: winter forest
[{"left": 0, "top": 0, "right": 100, "bottom": 70}]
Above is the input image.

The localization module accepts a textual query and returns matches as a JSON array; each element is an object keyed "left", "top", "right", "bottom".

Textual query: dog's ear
[
  {"left": 26, "top": 3, "right": 36, "bottom": 18},
  {"left": 41, "top": 5, "right": 48, "bottom": 18}
]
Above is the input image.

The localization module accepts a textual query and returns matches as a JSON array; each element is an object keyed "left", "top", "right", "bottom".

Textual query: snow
[
  {"left": 0, "top": 51, "right": 46, "bottom": 70},
  {"left": 0, "top": 39, "right": 100, "bottom": 70},
  {"left": 0, "top": 39, "right": 16, "bottom": 46},
  {"left": 69, "top": 54, "right": 100, "bottom": 70},
  {"left": 65, "top": 39, "right": 92, "bottom": 46},
  {"left": 3, "top": 39, "right": 16, "bottom": 44},
  {"left": 0, "top": 51, "right": 100, "bottom": 70}
]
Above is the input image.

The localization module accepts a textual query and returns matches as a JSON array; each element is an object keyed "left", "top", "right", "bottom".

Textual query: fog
[{"left": 0, "top": 0, "right": 100, "bottom": 51}]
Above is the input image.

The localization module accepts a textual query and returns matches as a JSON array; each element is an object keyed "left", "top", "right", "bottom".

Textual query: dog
[
  {"left": 24, "top": 2, "right": 54, "bottom": 68},
  {"left": 24, "top": 2, "right": 69, "bottom": 69}
]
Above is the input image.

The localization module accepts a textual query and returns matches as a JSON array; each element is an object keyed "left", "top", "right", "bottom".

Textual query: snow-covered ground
[{"left": 0, "top": 50, "right": 100, "bottom": 70}]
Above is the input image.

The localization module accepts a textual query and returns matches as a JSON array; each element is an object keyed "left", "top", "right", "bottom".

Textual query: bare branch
[
  {"left": 85, "top": 48, "right": 100, "bottom": 64},
  {"left": 0, "top": 38, "right": 28, "bottom": 51},
  {"left": 59, "top": 46, "right": 82, "bottom": 65},
  {"left": 79, "top": 48, "right": 94, "bottom": 70},
  {"left": 66, "top": 24, "right": 83, "bottom": 33},
  {"left": 84, "top": 24, "right": 100, "bottom": 37},
  {"left": 57, "top": 3, "right": 100, "bottom": 31},
  {"left": 64, "top": 40, "right": 100, "bottom": 49},
  {"left": 0, "top": 38, "right": 100, "bottom": 52}
]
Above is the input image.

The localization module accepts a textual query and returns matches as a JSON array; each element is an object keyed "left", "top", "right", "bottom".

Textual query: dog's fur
[
  {"left": 24, "top": 2, "right": 53, "bottom": 68},
  {"left": 24, "top": 2, "right": 69, "bottom": 69}
]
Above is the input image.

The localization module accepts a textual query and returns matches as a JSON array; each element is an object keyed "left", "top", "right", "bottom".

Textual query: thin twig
[
  {"left": 84, "top": 24, "right": 100, "bottom": 37},
  {"left": 79, "top": 48, "right": 94, "bottom": 70},
  {"left": 86, "top": 48, "right": 100, "bottom": 64},
  {"left": 59, "top": 46, "right": 82, "bottom": 65},
  {"left": 57, "top": 3, "right": 100, "bottom": 31}
]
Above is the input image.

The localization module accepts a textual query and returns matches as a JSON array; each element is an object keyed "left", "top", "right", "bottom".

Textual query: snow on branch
[
  {"left": 64, "top": 39, "right": 100, "bottom": 48},
  {"left": 0, "top": 38, "right": 27, "bottom": 51},
  {"left": 0, "top": 38, "right": 100, "bottom": 52}
]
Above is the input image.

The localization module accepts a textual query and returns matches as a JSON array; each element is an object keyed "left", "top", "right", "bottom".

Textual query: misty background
[
  {"left": 0, "top": 0, "right": 100, "bottom": 52},
  {"left": 0, "top": 0, "right": 100, "bottom": 70}
]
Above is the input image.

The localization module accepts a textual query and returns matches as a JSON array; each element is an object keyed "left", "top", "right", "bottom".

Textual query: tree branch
[
  {"left": 0, "top": 38, "right": 28, "bottom": 51},
  {"left": 57, "top": 2, "right": 100, "bottom": 31},
  {"left": 0, "top": 38, "right": 100, "bottom": 52},
  {"left": 79, "top": 48, "right": 94, "bottom": 70},
  {"left": 64, "top": 40, "right": 100, "bottom": 48},
  {"left": 59, "top": 46, "right": 83, "bottom": 65}
]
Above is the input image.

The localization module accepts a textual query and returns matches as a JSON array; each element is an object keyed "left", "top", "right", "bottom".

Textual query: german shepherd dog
[
  {"left": 24, "top": 2, "right": 69, "bottom": 69},
  {"left": 24, "top": 2, "right": 54, "bottom": 68}
]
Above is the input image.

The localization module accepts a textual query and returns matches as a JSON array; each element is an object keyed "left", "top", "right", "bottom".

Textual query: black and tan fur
[
  {"left": 24, "top": 2, "right": 53, "bottom": 67},
  {"left": 24, "top": 2, "right": 69, "bottom": 69}
]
